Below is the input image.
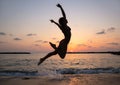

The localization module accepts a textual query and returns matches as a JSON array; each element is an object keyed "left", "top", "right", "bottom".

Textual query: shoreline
[
  {"left": 0, "top": 74, "right": 120, "bottom": 85},
  {"left": 67, "top": 51, "right": 120, "bottom": 55},
  {"left": 0, "top": 52, "right": 31, "bottom": 54}
]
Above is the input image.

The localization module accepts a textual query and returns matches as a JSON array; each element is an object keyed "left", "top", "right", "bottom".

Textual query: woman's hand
[
  {"left": 56, "top": 4, "right": 62, "bottom": 8},
  {"left": 50, "top": 19, "right": 54, "bottom": 23}
]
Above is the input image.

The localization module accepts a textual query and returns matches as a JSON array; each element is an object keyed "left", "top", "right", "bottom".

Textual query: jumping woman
[{"left": 38, "top": 4, "right": 71, "bottom": 65}]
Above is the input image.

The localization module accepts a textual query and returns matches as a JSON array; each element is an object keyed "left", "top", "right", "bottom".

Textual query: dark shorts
[{"left": 56, "top": 39, "right": 68, "bottom": 59}]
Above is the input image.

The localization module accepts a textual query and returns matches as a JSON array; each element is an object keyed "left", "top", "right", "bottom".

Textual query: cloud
[
  {"left": 96, "top": 30, "right": 105, "bottom": 34},
  {"left": 78, "top": 44, "right": 87, "bottom": 46},
  {"left": 88, "top": 46, "right": 92, "bottom": 48},
  {"left": 52, "top": 37, "right": 56, "bottom": 40},
  {"left": 34, "top": 44, "right": 41, "bottom": 46},
  {"left": 35, "top": 40, "right": 48, "bottom": 44},
  {"left": 43, "top": 41, "right": 48, "bottom": 43},
  {"left": 107, "top": 42, "right": 119, "bottom": 46},
  {"left": 107, "top": 27, "right": 116, "bottom": 32},
  {"left": 27, "top": 33, "right": 37, "bottom": 36},
  {"left": 35, "top": 40, "right": 42, "bottom": 42},
  {"left": 0, "top": 41, "right": 6, "bottom": 44},
  {"left": 96, "top": 27, "right": 116, "bottom": 35},
  {"left": 14, "top": 38, "right": 22, "bottom": 40},
  {"left": 0, "top": 32, "right": 6, "bottom": 36},
  {"left": 77, "top": 44, "right": 92, "bottom": 48}
]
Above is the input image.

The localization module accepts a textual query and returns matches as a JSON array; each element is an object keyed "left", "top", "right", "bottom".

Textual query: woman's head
[{"left": 59, "top": 17, "right": 68, "bottom": 25}]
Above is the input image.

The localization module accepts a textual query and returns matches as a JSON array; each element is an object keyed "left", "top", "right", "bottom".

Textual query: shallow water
[{"left": 0, "top": 53, "right": 120, "bottom": 76}]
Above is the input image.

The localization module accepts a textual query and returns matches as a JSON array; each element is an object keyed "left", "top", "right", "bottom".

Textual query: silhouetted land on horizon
[
  {"left": 0, "top": 52, "right": 31, "bottom": 54},
  {"left": 0, "top": 51, "right": 119, "bottom": 55},
  {"left": 67, "top": 51, "right": 120, "bottom": 55}
]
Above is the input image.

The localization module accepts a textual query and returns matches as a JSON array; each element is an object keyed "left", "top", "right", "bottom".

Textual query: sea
[{"left": 0, "top": 53, "right": 120, "bottom": 77}]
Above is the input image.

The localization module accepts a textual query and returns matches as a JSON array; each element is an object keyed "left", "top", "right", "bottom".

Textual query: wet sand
[{"left": 0, "top": 74, "right": 120, "bottom": 85}]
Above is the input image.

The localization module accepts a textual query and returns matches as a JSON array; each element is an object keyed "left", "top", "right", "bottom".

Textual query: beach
[{"left": 0, "top": 74, "right": 120, "bottom": 85}]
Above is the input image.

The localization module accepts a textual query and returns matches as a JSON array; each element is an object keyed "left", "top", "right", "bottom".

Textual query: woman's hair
[{"left": 59, "top": 17, "right": 68, "bottom": 25}]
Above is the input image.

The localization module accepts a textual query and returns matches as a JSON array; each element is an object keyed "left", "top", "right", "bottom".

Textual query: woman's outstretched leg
[{"left": 38, "top": 51, "right": 57, "bottom": 65}]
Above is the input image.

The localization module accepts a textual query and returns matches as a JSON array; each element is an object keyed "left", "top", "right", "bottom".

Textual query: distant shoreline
[
  {"left": 67, "top": 51, "right": 120, "bottom": 55},
  {"left": 0, "top": 52, "right": 31, "bottom": 54},
  {"left": 0, "top": 51, "right": 119, "bottom": 55}
]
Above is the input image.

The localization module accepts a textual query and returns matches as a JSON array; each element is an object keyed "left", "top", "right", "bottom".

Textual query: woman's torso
[{"left": 60, "top": 25, "right": 71, "bottom": 44}]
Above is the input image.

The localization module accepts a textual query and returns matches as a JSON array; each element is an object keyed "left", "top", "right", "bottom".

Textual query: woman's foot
[
  {"left": 49, "top": 42, "right": 56, "bottom": 49},
  {"left": 37, "top": 58, "right": 44, "bottom": 65}
]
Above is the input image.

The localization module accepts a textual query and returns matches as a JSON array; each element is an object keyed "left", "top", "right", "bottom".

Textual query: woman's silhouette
[{"left": 38, "top": 4, "right": 71, "bottom": 65}]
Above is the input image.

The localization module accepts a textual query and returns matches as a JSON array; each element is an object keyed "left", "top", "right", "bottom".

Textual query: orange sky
[{"left": 0, "top": 0, "right": 120, "bottom": 52}]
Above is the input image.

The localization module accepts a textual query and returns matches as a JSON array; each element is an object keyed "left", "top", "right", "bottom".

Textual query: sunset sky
[{"left": 0, "top": 0, "right": 120, "bottom": 53}]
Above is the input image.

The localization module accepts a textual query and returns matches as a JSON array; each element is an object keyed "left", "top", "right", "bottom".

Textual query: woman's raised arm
[{"left": 57, "top": 4, "right": 66, "bottom": 19}]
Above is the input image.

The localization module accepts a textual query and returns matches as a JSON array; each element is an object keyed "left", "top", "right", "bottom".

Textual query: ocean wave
[
  {"left": 1, "top": 67, "right": 120, "bottom": 76},
  {"left": 0, "top": 70, "right": 38, "bottom": 76},
  {"left": 56, "top": 67, "right": 120, "bottom": 74}
]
